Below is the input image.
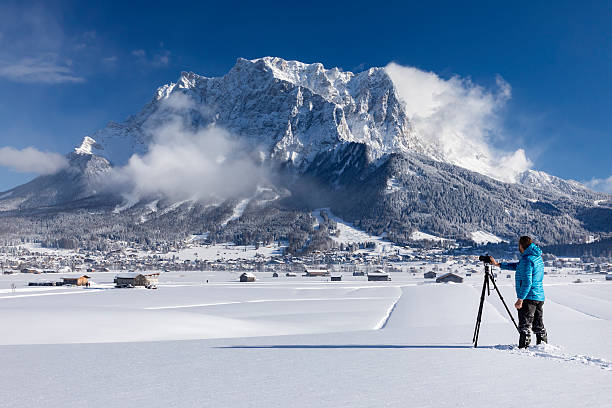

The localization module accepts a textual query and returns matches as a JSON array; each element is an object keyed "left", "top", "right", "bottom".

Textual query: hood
[{"left": 522, "top": 243, "right": 542, "bottom": 258}]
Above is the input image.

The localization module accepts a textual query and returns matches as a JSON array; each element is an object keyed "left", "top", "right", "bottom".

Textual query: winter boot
[
  {"left": 536, "top": 332, "right": 547, "bottom": 345},
  {"left": 518, "top": 333, "right": 531, "bottom": 349}
]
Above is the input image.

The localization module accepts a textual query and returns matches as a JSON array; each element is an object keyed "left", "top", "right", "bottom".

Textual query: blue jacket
[{"left": 500, "top": 243, "right": 545, "bottom": 301}]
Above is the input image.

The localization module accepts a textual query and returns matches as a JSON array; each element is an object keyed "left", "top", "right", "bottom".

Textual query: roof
[
  {"left": 241, "top": 272, "right": 256, "bottom": 277},
  {"left": 62, "top": 275, "right": 90, "bottom": 280},
  {"left": 115, "top": 272, "right": 160, "bottom": 279},
  {"left": 436, "top": 273, "right": 463, "bottom": 282},
  {"left": 115, "top": 273, "right": 139, "bottom": 278}
]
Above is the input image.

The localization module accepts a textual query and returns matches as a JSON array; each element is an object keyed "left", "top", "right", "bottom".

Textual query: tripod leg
[
  {"left": 488, "top": 272, "right": 519, "bottom": 332},
  {"left": 473, "top": 274, "right": 489, "bottom": 347}
]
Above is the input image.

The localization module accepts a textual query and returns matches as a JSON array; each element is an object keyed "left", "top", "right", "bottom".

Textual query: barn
[
  {"left": 115, "top": 273, "right": 160, "bottom": 288},
  {"left": 240, "top": 272, "right": 256, "bottom": 282},
  {"left": 368, "top": 270, "right": 391, "bottom": 281},
  {"left": 436, "top": 273, "right": 464, "bottom": 283},
  {"left": 303, "top": 269, "right": 330, "bottom": 277},
  {"left": 62, "top": 275, "right": 91, "bottom": 286}
]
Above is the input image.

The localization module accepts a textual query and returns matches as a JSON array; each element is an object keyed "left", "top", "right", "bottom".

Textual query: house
[
  {"left": 115, "top": 272, "right": 160, "bottom": 288},
  {"left": 352, "top": 271, "right": 365, "bottom": 276},
  {"left": 368, "top": 270, "right": 391, "bottom": 281},
  {"left": 62, "top": 275, "right": 91, "bottom": 286},
  {"left": 285, "top": 272, "right": 296, "bottom": 277},
  {"left": 272, "top": 272, "right": 279, "bottom": 277},
  {"left": 331, "top": 274, "right": 342, "bottom": 282},
  {"left": 436, "top": 273, "right": 464, "bottom": 283},
  {"left": 240, "top": 272, "right": 256, "bottom": 282},
  {"left": 303, "top": 269, "right": 330, "bottom": 277},
  {"left": 424, "top": 271, "right": 437, "bottom": 279},
  {"left": 606, "top": 274, "right": 612, "bottom": 281}
]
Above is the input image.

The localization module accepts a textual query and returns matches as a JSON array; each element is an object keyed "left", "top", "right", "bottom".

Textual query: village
[{"left": 2, "top": 238, "right": 612, "bottom": 289}]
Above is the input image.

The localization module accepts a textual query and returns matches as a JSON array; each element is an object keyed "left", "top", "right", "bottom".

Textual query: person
[{"left": 490, "top": 236, "right": 547, "bottom": 348}]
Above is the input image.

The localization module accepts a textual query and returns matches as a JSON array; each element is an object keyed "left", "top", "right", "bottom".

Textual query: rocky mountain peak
[{"left": 74, "top": 136, "right": 102, "bottom": 155}]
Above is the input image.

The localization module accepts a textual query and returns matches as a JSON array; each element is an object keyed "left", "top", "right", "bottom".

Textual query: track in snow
[{"left": 492, "top": 344, "right": 612, "bottom": 371}]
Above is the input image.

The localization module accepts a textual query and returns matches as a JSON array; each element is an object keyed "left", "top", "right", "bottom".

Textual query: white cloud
[
  {"left": 107, "top": 94, "right": 266, "bottom": 203},
  {"left": 0, "top": 54, "right": 84, "bottom": 83},
  {"left": 385, "top": 63, "right": 531, "bottom": 183},
  {"left": 131, "top": 48, "right": 170, "bottom": 66},
  {"left": 585, "top": 176, "right": 612, "bottom": 194},
  {"left": 153, "top": 50, "right": 170, "bottom": 66},
  {"left": 0, "top": 4, "right": 87, "bottom": 84},
  {"left": 0, "top": 146, "right": 68, "bottom": 174}
]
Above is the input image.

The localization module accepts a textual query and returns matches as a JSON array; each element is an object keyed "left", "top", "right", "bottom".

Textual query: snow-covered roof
[
  {"left": 115, "top": 273, "right": 139, "bottom": 278},
  {"left": 368, "top": 271, "right": 389, "bottom": 276}
]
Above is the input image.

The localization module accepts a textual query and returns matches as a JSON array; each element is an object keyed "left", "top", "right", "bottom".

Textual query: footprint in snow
[{"left": 491, "top": 343, "right": 612, "bottom": 371}]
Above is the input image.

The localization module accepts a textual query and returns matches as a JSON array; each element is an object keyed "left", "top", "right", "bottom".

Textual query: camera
[{"left": 479, "top": 255, "right": 493, "bottom": 263}]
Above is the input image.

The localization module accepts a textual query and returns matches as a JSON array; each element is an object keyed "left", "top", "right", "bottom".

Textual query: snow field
[{"left": 0, "top": 270, "right": 611, "bottom": 407}]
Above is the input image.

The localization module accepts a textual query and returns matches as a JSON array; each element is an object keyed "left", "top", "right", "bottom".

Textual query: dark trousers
[{"left": 518, "top": 299, "right": 546, "bottom": 337}]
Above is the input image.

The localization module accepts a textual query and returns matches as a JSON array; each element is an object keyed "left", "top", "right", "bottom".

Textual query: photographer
[{"left": 489, "top": 236, "right": 547, "bottom": 348}]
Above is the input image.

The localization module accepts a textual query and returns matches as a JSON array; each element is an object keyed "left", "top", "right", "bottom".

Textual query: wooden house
[
  {"left": 368, "top": 270, "right": 391, "bottom": 281},
  {"left": 115, "top": 272, "right": 160, "bottom": 287},
  {"left": 240, "top": 272, "right": 256, "bottom": 282},
  {"left": 61, "top": 275, "right": 90, "bottom": 286},
  {"left": 303, "top": 268, "right": 330, "bottom": 277},
  {"left": 436, "top": 273, "right": 464, "bottom": 283}
]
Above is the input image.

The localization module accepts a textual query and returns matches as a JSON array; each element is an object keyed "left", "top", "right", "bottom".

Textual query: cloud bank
[
  {"left": 0, "top": 146, "right": 68, "bottom": 174},
  {"left": 385, "top": 63, "right": 531, "bottom": 183},
  {"left": 585, "top": 176, "right": 612, "bottom": 194},
  {"left": 108, "top": 93, "right": 266, "bottom": 204},
  {"left": 0, "top": 4, "right": 85, "bottom": 84},
  {"left": 0, "top": 54, "right": 84, "bottom": 84}
]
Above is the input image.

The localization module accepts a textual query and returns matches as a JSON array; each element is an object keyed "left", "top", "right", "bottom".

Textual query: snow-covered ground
[
  {"left": 410, "top": 230, "right": 448, "bottom": 242},
  {"left": 221, "top": 198, "right": 250, "bottom": 227},
  {"left": 1, "top": 270, "right": 611, "bottom": 407},
  {"left": 175, "top": 242, "right": 287, "bottom": 261},
  {"left": 312, "top": 209, "right": 408, "bottom": 253},
  {"left": 471, "top": 230, "right": 505, "bottom": 244}
]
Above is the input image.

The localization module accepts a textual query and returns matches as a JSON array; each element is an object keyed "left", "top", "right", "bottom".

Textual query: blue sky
[{"left": 0, "top": 0, "right": 611, "bottom": 191}]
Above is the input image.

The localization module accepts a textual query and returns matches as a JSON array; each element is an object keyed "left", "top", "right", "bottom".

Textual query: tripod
[{"left": 472, "top": 263, "right": 519, "bottom": 348}]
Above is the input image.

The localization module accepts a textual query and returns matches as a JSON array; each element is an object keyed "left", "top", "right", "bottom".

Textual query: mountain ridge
[{"left": 0, "top": 56, "right": 610, "bottom": 248}]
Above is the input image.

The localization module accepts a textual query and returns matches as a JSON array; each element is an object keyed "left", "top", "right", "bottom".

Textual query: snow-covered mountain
[
  {"left": 518, "top": 169, "right": 597, "bottom": 199},
  {"left": 0, "top": 139, "right": 113, "bottom": 211},
  {"left": 90, "top": 57, "right": 437, "bottom": 168},
  {"left": 1, "top": 57, "right": 610, "bottom": 246}
]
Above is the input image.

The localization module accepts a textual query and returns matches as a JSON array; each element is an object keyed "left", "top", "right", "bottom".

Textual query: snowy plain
[{"left": 1, "top": 269, "right": 611, "bottom": 408}]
